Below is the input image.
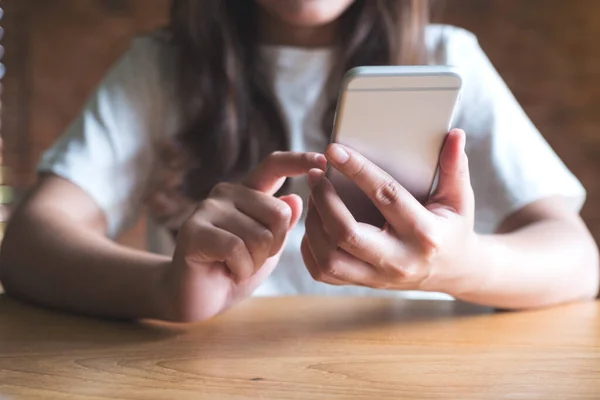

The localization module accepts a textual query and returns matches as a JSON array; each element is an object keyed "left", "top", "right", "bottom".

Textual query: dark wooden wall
[
  {"left": 3, "top": 0, "right": 169, "bottom": 246},
  {"left": 4, "top": 0, "right": 169, "bottom": 188},
  {"left": 438, "top": 0, "right": 600, "bottom": 241},
  {"left": 3, "top": 0, "right": 600, "bottom": 250}
]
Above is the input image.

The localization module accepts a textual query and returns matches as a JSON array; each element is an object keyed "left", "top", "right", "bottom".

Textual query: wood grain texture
[{"left": 0, "top": 296, "right": 599, "bottom": 399}]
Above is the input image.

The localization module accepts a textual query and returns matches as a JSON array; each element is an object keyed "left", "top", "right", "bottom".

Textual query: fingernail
[
  {"left": 307, "top": 169, "right": 323, "bottom": 188},
  {"left": 328, "top": 145, "right": 349, "bottom": 164},
  {"left": 453, "top": 129, "right": 466, "bottom": 150},
  {"left": 315, "top": 154, "right": 328, "bottom": 170}
]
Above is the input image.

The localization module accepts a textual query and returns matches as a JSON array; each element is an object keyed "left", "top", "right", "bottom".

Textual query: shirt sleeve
[
  {"left": 37, "top": 37, "right": 175, "bottom": 238},
  {"left": 442, "top": 27, "right": 586, "bottom": 234}
]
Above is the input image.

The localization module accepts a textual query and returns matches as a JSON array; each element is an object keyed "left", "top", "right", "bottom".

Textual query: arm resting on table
[{"left": 0, "top": 175, "right": 171, "bottom": 320}]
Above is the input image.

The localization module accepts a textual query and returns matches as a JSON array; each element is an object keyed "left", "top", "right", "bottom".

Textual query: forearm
[
  {"left": 0, "top": 210, "right": 171, "bottom": 320},
  {"left": 455, "top": 218, "right": 599, "bottom": 309}
]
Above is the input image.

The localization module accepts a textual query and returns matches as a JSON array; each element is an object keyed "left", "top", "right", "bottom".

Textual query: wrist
[
  {"left": 419, "top": 231, "right": 488, "bottom": 297},
  {"left": 144, "top": 260, "right": 176, "bottom": 321},
  {"left": 447, "top": 233, "right": 501, "bottom": 300},
  {"left": 152, "top": 258, "right": 228, "bottom": 323}
]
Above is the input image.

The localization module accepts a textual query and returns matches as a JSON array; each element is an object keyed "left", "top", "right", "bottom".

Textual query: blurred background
[{"left": 2, "top": 0, "right": 600, "bottom": 251}]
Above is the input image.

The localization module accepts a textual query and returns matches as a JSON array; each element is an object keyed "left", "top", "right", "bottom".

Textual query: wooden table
[{"left": 0, "top": 296, "right": 599, "bottom": 400}]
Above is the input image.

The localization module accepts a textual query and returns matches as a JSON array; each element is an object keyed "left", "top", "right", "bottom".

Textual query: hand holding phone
[
  {"left": 302, "top": 129, "right": 477, "bottom": 295},
  {"left": 302, "top": 66, "right": 478, "bottom": 295},
  {"left": 327, "top": 66, "right": 462, "bottom": 227}
]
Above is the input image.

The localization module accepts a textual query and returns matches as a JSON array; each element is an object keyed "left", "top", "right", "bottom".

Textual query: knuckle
[
  {"left": 374, "top": 180, "right": 400, "bottom": 206},
  {"left": 189, "top": 213, "right": 207, "bottom": 230},
  {"left": 376, "top": 255, "right": 397, "bottom": 273},
  {"left": 178, "top": 218, "right": 202, "bottom": 242},
  {"left": 387, "top": 267, "right": 407, "bottom": 283},
  {"left": 314, "top": 256, "right": 341, "bottom": 281},
  {"left": 321, "top": 260, "right": 341, "bottom": 278},
  {"left": 227, "top": 236, "right": 247, "bottom": 257},
  {"left": 397, "top": 265, "right": 418, "bottom": 282},
  {"left": 308, "top": 270, "right": 322, "bottom": 282},
  {"left": 349, "top": 157, "right": 367, "bottom": 178},
  {"left": 312, "top": 271, "right": 328, "bottom": 283},
  {"left": 334, "top": 226, "right": 361, "bottom": 250},
  {"left": 308, "top": 244, "right": 336, "bottom": 272},
  {"left": 301, "top": 152, "right": 313, "bottom": 165},
  {"left": 313, "top": 273, "right": 328, "bottom": 283},
  {"left": 413, "top": 226, "right": 441, "bottom": 261},
  {"left": 197, "top": 198, "right": 222, "bottom": 214},
  {"left": 253, "top": 228, "right": 274, "bottom": 250},
  {"left": 311, "top": 267, "right": 326, "bottom": 282},
  {"left": 271, "top": 203, "right": 292, "bottom": 226},
  {"left": 305, "top": 266, "right": 319, "bottom": 281},
  {"left": 210, "top": 182, "right": 232, "bottom": 198},
  {"left": 259, "top": 227, "right": 275, "bottom": 242},
  {"left": 375, "top": 258, "right": 411, "bottom": 286}
]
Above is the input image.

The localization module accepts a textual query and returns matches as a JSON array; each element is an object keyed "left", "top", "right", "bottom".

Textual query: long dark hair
[{"left": 147, "top": 0, "right": 429, "bottom": 227}]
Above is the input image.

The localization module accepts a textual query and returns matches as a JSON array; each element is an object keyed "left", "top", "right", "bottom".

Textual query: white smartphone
[{"left": 327, "top": 66, "right": 463, "bottom": 227}]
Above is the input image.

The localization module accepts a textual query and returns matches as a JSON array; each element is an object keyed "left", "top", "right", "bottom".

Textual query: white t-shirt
[{"left": 38, "top": 25, "right": 586, "bottom": 300}]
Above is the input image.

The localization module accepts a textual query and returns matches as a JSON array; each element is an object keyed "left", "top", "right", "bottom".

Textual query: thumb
[
  {"left": 430, "top": 129, "right": 474, "bottom": 215},
  {"left": 278, "top": 194, "right": 303, "bottom": 229}
]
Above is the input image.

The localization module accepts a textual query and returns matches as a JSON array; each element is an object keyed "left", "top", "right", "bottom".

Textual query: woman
[{"left": 0, "top": 0, "right": 597, "bottom": 321}]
